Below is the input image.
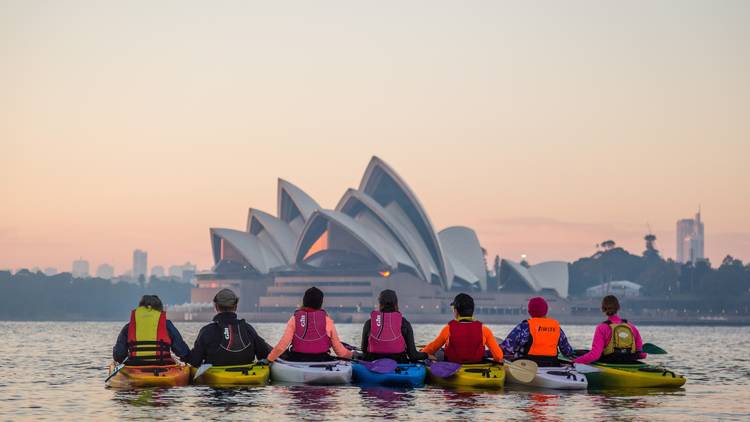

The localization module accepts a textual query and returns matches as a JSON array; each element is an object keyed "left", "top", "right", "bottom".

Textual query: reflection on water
[{"left": 0, "top": 322, "right": 749, "bottom": 421}]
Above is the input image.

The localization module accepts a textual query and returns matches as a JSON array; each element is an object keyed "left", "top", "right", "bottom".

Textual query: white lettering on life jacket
[
  {"left": 376, "top": 314, "right": 382, "bottom": 328},
  {"left": 224, "top": 327, "right": 230, "bottom": 340},
  {"left": 300, "top": 314, "right": 306, "bottom": 328}
]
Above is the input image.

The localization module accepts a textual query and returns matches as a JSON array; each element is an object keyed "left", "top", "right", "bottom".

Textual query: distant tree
[{"left": 601, "top": 240, "right": 616, "bottom": 250}]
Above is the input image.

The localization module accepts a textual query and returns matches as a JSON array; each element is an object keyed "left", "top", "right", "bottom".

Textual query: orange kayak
[{"left": 106, "top": 363, "right": 190, "bottom": 388}]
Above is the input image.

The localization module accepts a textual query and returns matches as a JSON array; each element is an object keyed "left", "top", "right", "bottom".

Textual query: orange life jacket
[{"left": 526, "top": 317, "right": 560, "bottom": 357}]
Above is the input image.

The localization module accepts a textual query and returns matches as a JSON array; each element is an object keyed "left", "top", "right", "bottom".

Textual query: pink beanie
[{"left": 528, "top": 297, "right": 548, "bottom": 317}]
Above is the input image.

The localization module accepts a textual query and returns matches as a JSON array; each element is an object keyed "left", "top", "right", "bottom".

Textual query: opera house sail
[{"left": 190, "top": 156, "right": 571, "bottom": 322}]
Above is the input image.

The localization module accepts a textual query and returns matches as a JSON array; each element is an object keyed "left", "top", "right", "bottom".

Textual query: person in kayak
[
  {"left": 267, "top": 287, "right": 354, "bottom": 362},
  {"left": 574, "top": 295, "right": 647, "bottom": 364},
  {"left": 500, "top": 296, "right": 575, "bottom": 366},
  {"left": 360, "top": 289, "right": 428, "bottom": 363},
  {"left": 112, "top": 295, "right": 190, "bottom": 365},
  {"left": 187, "top": 288, "right": 273, "bottom": 367},
  {"left": 420, "top": 293, "right": 503, "bottom": 363}
]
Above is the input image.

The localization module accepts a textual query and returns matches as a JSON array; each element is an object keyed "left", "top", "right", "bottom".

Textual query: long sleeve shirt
[
  {"left": 361, "top": 317, "right": 428, "bottom": 362},
  {"left": 112, "top": 320, "right": 190, "bottom": 363},
  {"left": 267, "top": 315, "right": 353, "bottom": 361},
  {"left": 420, "top": 320, "right": 504, "bottom": 362},
  {"left": 500, "top": 320, "right": 575, "bottom": 359},
  {"left": 187, "top": 312, "right": 273, "bottom": 367},
  {"left": 574, "top": 315, "right": 646, "bottom": 364}
]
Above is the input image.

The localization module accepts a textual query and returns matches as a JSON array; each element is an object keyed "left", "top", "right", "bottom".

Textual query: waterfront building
[
  {"left": 133, "top": 249, "right": 148, "bottom": 281},
  {"left": 72, "top": 259, "right": 90, "bottom": 278},
  {"left": 151, "top": 265, "right": 165, "bottom": 278},
  {"left": 95, "top": 263, "right": 114, "bottom": 279},
  {"left": 676, "top": 209, "right": 705, "bottom": 264},
  {"left": 586, "top": 281, "right": 642, "bottom": 298},
  {"left": 191, "top": 156, "right": 571, "bottom": 319}
]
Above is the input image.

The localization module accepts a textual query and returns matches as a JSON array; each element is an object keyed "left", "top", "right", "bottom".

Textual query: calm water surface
[{"left": 1, "top": 322, "right": 749, "bottom": 421}]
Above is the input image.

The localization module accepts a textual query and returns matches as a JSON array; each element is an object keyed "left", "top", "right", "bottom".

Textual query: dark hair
[
  {"left": 139, "top": 295, "right": 163, "bottom": 312},
  {"left": 601, "top": 295, "right": 620, "bottom": 316},
  {"left": 378, "top": 289, "right": 398, "bottom": 312},
  {"left": 452, "top": 293, "right": 474, "bottom": 317},
  {"left": 216, "top": 303, "right": 237, "bottom": 313},
  {"left": 302, "top": 287, "right": 324, "bottom": 310}
]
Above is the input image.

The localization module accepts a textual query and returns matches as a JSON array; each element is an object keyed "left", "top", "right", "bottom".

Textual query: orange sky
[{"left": 1, "top": 1, "right": 749, "bottom": 273}]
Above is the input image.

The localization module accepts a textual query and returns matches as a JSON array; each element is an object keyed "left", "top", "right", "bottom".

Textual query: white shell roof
[
  {"left": 439, "top": 226, "right": 488, "bottom": 291},
  {"left": 210, "top": 228, "right": 286, "bottom": 274},
  {"left": 502, "top": 259, "right": 569, "bottom": 298},
  {"left": 277, "top": 179, "right": 321, "bottom": 234},
  {"left": 246, "top": 208, "right": 297, "bottom": 263}
]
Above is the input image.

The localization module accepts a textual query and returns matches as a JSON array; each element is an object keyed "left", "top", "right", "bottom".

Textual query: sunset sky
[{"left": 2, "top": 1, "right": 749, "bottom": 273}]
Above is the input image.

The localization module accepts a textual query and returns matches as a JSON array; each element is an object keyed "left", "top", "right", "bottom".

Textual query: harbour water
[{"left": 1, "top": 322, "right": 749, "bottom": 421}]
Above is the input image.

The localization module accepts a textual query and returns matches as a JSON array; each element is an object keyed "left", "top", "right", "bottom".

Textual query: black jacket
[
  {"left": 361, "top": 316, "right": 428, "bottom": 363},
  {"left": 187, "top": 312, "right": 272, "bottom": 367}
]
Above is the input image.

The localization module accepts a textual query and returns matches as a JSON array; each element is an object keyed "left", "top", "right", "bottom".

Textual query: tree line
[{"left": 0, "top": 270, "right": 192, "bottom": 320}]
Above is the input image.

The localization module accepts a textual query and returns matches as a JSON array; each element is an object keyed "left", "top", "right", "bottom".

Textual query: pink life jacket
[
  {"left": 368, "top": 311, "right": 406, "bottom": 354},
  {"left": 291, "top": 309, "right": 331, "bottom": 354}
]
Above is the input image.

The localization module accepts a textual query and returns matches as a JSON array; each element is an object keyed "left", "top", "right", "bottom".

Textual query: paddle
[
  {"left": 105, "top": 356, "right": 129, "bottom": 384},
  {"left": 424, "top": 360, "right": 461, "bottom": 378},
  {"left": 504, "top": 359, "right": 538, "bottom": 383},
  {"left": 193, "top": 363, "right": 213, "bottom": 380},
  {"left": 643, "top": 343, "right": 667, "bottom": 355},
  {"left": 360, "top": 358, "right": 398, "bottom": 374}
]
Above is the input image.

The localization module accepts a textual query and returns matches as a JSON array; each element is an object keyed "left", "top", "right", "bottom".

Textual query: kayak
[
  {"left": 578, "top": 362, "right": 687, "bottom": 388},
  {"left": 427, "top": 362, "right": 505, "bottom": 389},
  {"left": 352, "top": 362, "right": 426, "bottom": 388},
  {"left": 106, "top": 363, "right": 189, "bottom": 388},
  {"left": 191, "top": 363, "right": 270, "bottom": 386},
  {"left": 270, "top": 359, "right": 352, "bottom": 385},
  {"left": 504, "top": 363, "right": 588, "bottom": 390}
]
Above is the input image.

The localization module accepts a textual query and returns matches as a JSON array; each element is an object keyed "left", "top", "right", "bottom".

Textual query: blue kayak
[{"left": 352, "top": 363, "right": 426, "bottom": 388}]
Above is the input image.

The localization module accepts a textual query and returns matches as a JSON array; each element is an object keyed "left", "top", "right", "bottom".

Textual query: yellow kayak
[
  {"left": 580, "top": 362, "right": 686, "bottom": 388},
  {"left": 191, "top": 363, "right": 270, "bottom": 386},
  {"left": 427, "top": 362, "right": 505, "bottom": 389},
  {"left": 107, "top": 363, "right": 190, "bottom": 388}
]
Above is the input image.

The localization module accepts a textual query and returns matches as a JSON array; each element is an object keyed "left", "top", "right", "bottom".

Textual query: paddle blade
[
  {"left": 105, "top": 357, "right": 128, "bottom": 384},
  {"left": 571, "top": 363, "right": 600, "bottom": 374},
  {"left": 643, "top": 343, "right": 667, "bottom": 355},
  {"left": 427, "top": 361, "right": 461, "bottom": 378},
  {"left": 363, "top": 358, "right": 398, "bottom": 374},
  {"left": 506, "top": 359, "right": 537, "bottom": 383},
  {"left": 193, "top": 363, "right": 213, "bottom": 380}
]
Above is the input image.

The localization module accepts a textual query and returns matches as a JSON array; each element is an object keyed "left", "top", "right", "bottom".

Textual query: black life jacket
[{"left": 204, "top": 318, "right": 257, "bottom": 366}]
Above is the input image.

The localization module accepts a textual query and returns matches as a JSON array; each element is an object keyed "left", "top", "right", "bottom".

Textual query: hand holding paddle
[{"left": 105, "top": 356, "right": 129, "bottom": 384}]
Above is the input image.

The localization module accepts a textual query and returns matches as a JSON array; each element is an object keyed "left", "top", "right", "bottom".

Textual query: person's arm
[
  {"left": 268, "top": 317, "right": 296, "bottom": 362},
  {"left": 482, "top": 326, "right": 504, "bottom": 362},
  {"left": 500, "top": 322, "right": 528, "bottom": 356},
  {"left": 361, "top": 320, "right": 371, "bottom": 354},
  {"left": 112, "top": 324, "right": 129, "bottom": 363},
  {"left": 402, "top": 319, "right": 428, "bottom": 361},
  {"left": 327, "top": 317, "right": 353, "bottom": 359},
  {"left": 166, "top": 320, "right": 190, "bottom": 361},
  {"left": 630, "top": 323, "right": 647, "bottom": 359},
  {"left": 574, "top": 324, "right": 608, "bottom": 364},
  {"left": 557, "top": 328, "right": 575, "bottom": 357},
  {"left": 187, "top": 326, "right": 209, "bottom": 367},
  {"left": 246, "top": 323, "right": 273, "bottom": 360},
  {"left": 420, "top": 325, "right": 450, "bottom": 355}
]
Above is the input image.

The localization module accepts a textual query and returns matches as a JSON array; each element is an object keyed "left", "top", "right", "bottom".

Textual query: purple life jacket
[
  {"left": 368, "top": 311, "right": 406, "bottom": 354},
  {"left": 291, "top": 309, "right": 331, "bottom": 354}
]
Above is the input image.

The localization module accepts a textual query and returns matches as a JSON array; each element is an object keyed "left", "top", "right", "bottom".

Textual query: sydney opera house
[{"left": 190, "top": 156, "right": 571, "bottom": 322}]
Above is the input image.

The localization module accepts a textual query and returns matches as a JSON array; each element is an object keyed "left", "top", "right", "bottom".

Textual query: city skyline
[{"left": 2, "top": 1, "right": 749, "bottom": 271}]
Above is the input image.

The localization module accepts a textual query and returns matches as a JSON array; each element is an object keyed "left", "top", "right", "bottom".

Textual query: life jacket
[
  {"left": 526, "top": 317, "right": 560, "bottom": 357},
  {"left": 444, "top": 318, "right": 485, "bottom": 363},
  {"left": 208, "top": 317, "right": 255, "bottom": 366},
  {"left": 291, "top": 308, "right": 331, "bottom": 354},
  {"left": 603, "top": 319, "right": 637, "bottom": 357},
  {"left": 368, "top": 311, "right": 406, "bottom": 354},
  {"left": 127, "top": 306, "right": 172, "bottom": 363}
]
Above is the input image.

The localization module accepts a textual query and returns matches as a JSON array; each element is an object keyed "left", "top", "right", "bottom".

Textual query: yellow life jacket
[
  {"left": 127, "top": 306, "right": 171, "bottom": 361},
  {"left": 603, "top": 320, "right": 636, "bottom": 356}
]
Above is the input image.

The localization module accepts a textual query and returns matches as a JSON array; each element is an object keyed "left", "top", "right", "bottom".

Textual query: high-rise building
[
  {"left": 72, "top": 259, "right": 90, "bottom": 278},
  {"left": 133, "top": 249, "right": 148, "bottom": 281},
  {"left": 151, "top": 265, "right": 165, "bottom": 278},
  {"left": 676, "top": 209, "right": 705, "bottom": 264},
  {"left": 96, "top": 263, "right": 115, "bottom": 279}
]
